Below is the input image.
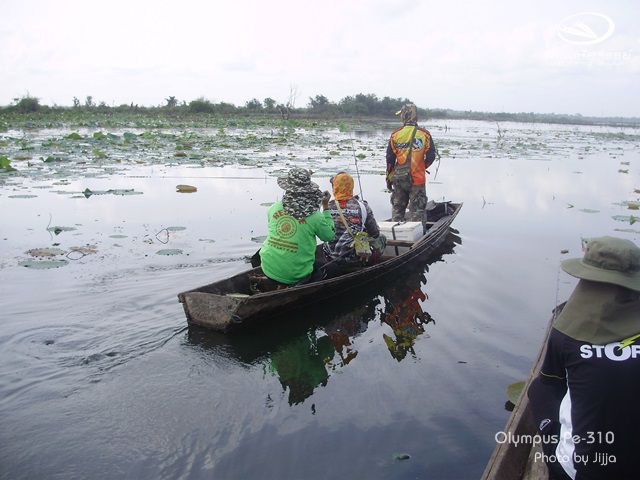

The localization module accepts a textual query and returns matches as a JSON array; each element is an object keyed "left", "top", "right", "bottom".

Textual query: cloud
[{"left": 1, "top": 0, "right": 638, "bottom": 116}]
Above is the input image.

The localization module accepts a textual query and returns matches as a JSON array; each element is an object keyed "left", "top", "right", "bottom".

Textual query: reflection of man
[
  {"left": 269, "top": 333, "right": 335, "bottom": 405},
  {"left": 381, "top": 270, "right": 434, "bottom": 361}
]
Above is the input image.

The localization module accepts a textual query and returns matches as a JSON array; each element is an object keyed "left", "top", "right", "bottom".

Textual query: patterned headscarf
[
  {"left": 396, "top": 103, "right": 418, "bottom": 125},
  {"left": 277, "top": 167, "right": 324, "bottom": 219},
  {"left": 331, "top": 172, "right": 354, "bottom": 201}
]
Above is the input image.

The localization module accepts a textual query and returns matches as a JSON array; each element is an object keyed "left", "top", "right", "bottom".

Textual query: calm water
[{"left": 1, "top": 119, "right": 638, "bottom": 479}]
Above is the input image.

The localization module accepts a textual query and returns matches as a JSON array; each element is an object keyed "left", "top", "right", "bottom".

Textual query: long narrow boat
[
  {"left": 178, "top": 201, "right": 462, "bottom": 333},
  {"left": 481, "top": 305, "right": 564, "bottom": 480}
]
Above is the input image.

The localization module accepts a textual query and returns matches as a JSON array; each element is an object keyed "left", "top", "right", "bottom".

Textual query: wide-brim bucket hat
[
  {"left": 561, "top": 236, "right": 640, "bottom": 291},
  {"left": 277, "top": 168, "right": 320, "bottom": 194},
  {"left": 277, "top": 167, "right": 324, "bottom": 219}
]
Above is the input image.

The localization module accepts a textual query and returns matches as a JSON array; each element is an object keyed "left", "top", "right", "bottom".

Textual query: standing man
[{"left": 386, "top": 103, "right": 436, "bottom": 224}]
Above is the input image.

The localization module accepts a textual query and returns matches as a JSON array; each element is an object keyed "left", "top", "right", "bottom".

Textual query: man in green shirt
[{"left": 260, "top": 168, "right": 337, "bottom": 285}]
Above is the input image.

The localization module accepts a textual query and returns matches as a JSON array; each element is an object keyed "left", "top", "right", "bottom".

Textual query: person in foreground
[
  {"left": 385, "top": 102, "right": 436, "bottom": 224},
  {"left": 323, "top": 172, "right": 386, "bottom": 267},
  {"left": 528, "top": 236, "right": 640, "bottom": 480},
  {"left": 259, "top": 168, "right": 338, "bottom": 286}
]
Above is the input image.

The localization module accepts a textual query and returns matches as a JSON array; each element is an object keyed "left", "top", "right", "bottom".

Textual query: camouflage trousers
[{"left": 390, "top": 183, "right": 427, "bottom": 224}]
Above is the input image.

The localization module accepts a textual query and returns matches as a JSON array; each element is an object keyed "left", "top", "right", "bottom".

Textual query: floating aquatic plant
[
  {"left": 47, "top": 226, "right": 76, "bottom": 234},
  {"left": 83, "top": 188, "right": 143, "bottom": 197},
  {"left": 26, "top": 247, "right": 66, "bottom": 257},
  {"left": 506, "top": 381, "right": 525, "bottom": 404},
  {"left": 612, "top": 215, "right": 639, "bottom": 225},
  {"left": 19, "top": 259, "right": 69, "bottom": 269},
  {"left": 156, "top": 249, "right": 183, "bottom": 255}
]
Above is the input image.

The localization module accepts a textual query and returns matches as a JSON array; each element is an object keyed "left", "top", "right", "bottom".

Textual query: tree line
[{"left": 3, "top": 92, "right": 638, "bottom": 127}]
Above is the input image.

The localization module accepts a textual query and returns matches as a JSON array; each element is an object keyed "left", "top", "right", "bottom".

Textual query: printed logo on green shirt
[{"left": 275, "top": 216, "right": 298, "bottom": 239}]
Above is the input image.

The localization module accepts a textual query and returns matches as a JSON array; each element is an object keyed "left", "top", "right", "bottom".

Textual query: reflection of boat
[
  {"left": 178, "top": 201, "right": 462, "bottom": 333},
  {"left": 187, "top": 233, "right": 461, "bottom": 405},
  {"left": 481, "top": 306, "right": 562, "bottom": 480}
]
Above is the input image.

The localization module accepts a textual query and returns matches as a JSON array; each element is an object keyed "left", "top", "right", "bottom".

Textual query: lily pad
[
  {"left": 506, "top": 381, "right": 525, "bottom": 405},
  {"left": 176, "top": 184, "right": 197, "bottom": 193},
  {"left": 19, "top": 259, "right": 69, "bottom": 269},
  {"left": 8, "top": 194, "right": 38, "bottom": 199},
  {"left": 26, "top": 248, "right": 66, "bottom": 257},
  {"left": 156, "top": 248, "right": 183, "bottom": 255},
  {"left": 69, "top": 245, "right": 98, "bottom": 255},
  {"left": 612, "top": 215, "right": 639, "bottom": 225},
  {"left": 109, "top": 234, "right": 128, "bottom": 238},
  {"left": 392, "top": 453, "right": 411, "bottom": 461},
  {"left": 111, "top": 189, "right": 143, "bottom": 196},
  {"left": 166, "top": 226, "right": 187, "bottom": 232},
  {"left": 47, "top": 226, "right": 77, "bottom": 234},
  {"left": 83, "top": 188, "right": 142, "bottom": 197}
]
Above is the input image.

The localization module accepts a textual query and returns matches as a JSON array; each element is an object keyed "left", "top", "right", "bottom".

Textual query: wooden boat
[
  {"left": 178, "top": 201, "right": 462, "bottom": 333},
  {"left": 481, "top": 305, "right": 564, "bottom": 480}
]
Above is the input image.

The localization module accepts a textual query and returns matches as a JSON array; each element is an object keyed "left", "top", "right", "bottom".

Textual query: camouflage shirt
[{"left": 323, "top": 198, "right": 380, "bottom": 264}]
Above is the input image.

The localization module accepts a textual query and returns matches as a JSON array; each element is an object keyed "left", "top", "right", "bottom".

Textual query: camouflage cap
[{"left": 395, "top": 103, "right": 418, "bottom": 125}]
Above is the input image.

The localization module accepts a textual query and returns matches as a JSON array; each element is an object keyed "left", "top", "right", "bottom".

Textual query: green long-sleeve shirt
[{"left": 259, "top": 202, "right": 335, "bottom": 285}]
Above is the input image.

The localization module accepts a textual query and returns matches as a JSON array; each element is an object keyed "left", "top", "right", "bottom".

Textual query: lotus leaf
[
  {"left": 47, "top": 226, "right": 76, "bottom": 234},
  {"left": 156, "top": 249, "right": 183, "bottom": 255},
  {"left": 506, "top": 381, "right": 525, "bottom": 404},
  {"left": 19, "top": 259, "right": 69, "bottom": 269},
  {"left": 27, "top": 248, "right": 66, "bottom": 257}
]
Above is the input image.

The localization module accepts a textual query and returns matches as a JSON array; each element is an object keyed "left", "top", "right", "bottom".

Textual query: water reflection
[{"left": 187, "top": 231, "right": 461, "bottom": 405}]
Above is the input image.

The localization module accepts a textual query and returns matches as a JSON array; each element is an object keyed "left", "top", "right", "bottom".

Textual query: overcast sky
[{"left": 1, "top": 0, "right": 638, "bottom": 117}]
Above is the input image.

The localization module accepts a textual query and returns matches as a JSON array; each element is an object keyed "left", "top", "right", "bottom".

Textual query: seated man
[
  {"left": 528, "top": 236, "right": 640, "bottom": 480},
  {"left": 323, "top": 172, "right": 386, "bottom": 267},
  {"left": 259, "top": 168, "right": 339, "bottom": 286}
]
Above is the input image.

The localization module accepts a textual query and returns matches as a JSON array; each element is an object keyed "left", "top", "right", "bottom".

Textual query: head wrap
[{"left": 331, "top": 172, "right": 354, "bottom": 201}]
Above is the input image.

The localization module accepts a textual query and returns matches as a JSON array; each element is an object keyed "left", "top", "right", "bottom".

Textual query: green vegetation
[{"left": 3, "top": 93, "right": 637, "bottom": 128}]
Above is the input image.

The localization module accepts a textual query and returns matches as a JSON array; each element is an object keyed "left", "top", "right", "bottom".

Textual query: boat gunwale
[
  {"left": 180, "top": 201, "right": 462, "bottom": 300},
  {"left": 481, "top": 304, "right": 564, "bottom": 480}
]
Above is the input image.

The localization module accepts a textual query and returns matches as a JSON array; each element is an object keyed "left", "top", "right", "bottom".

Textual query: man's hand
[
  {"left": 321, "top": 190, "right": 331, "bottom": 210},
  {"left": 386, "top": 181, "right": 393, "bottom": 191}
]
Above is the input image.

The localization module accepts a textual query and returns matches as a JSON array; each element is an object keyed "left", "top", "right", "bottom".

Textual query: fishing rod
[{"left": 349, "top": 133, "right": 365, "bottom": 200}]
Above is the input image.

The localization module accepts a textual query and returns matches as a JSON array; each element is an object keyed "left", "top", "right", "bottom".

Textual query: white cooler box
[{"left": 378, "top": 221, "right": 423, "bottom": 256}]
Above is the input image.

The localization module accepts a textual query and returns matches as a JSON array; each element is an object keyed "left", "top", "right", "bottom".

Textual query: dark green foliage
[
  {"left": 188, "top": 97, "right": 215, "bottom": 113},
  {"left": 15, "top": 95, "right": 41, "bottom": 112},
  {"left": 0, "top": 92, "right": 638, "bottom": 126}
]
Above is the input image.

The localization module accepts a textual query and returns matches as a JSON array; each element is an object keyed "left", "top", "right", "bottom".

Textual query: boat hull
[{"left": 179, "top": 202, "right": 462, "bottom": 333}]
